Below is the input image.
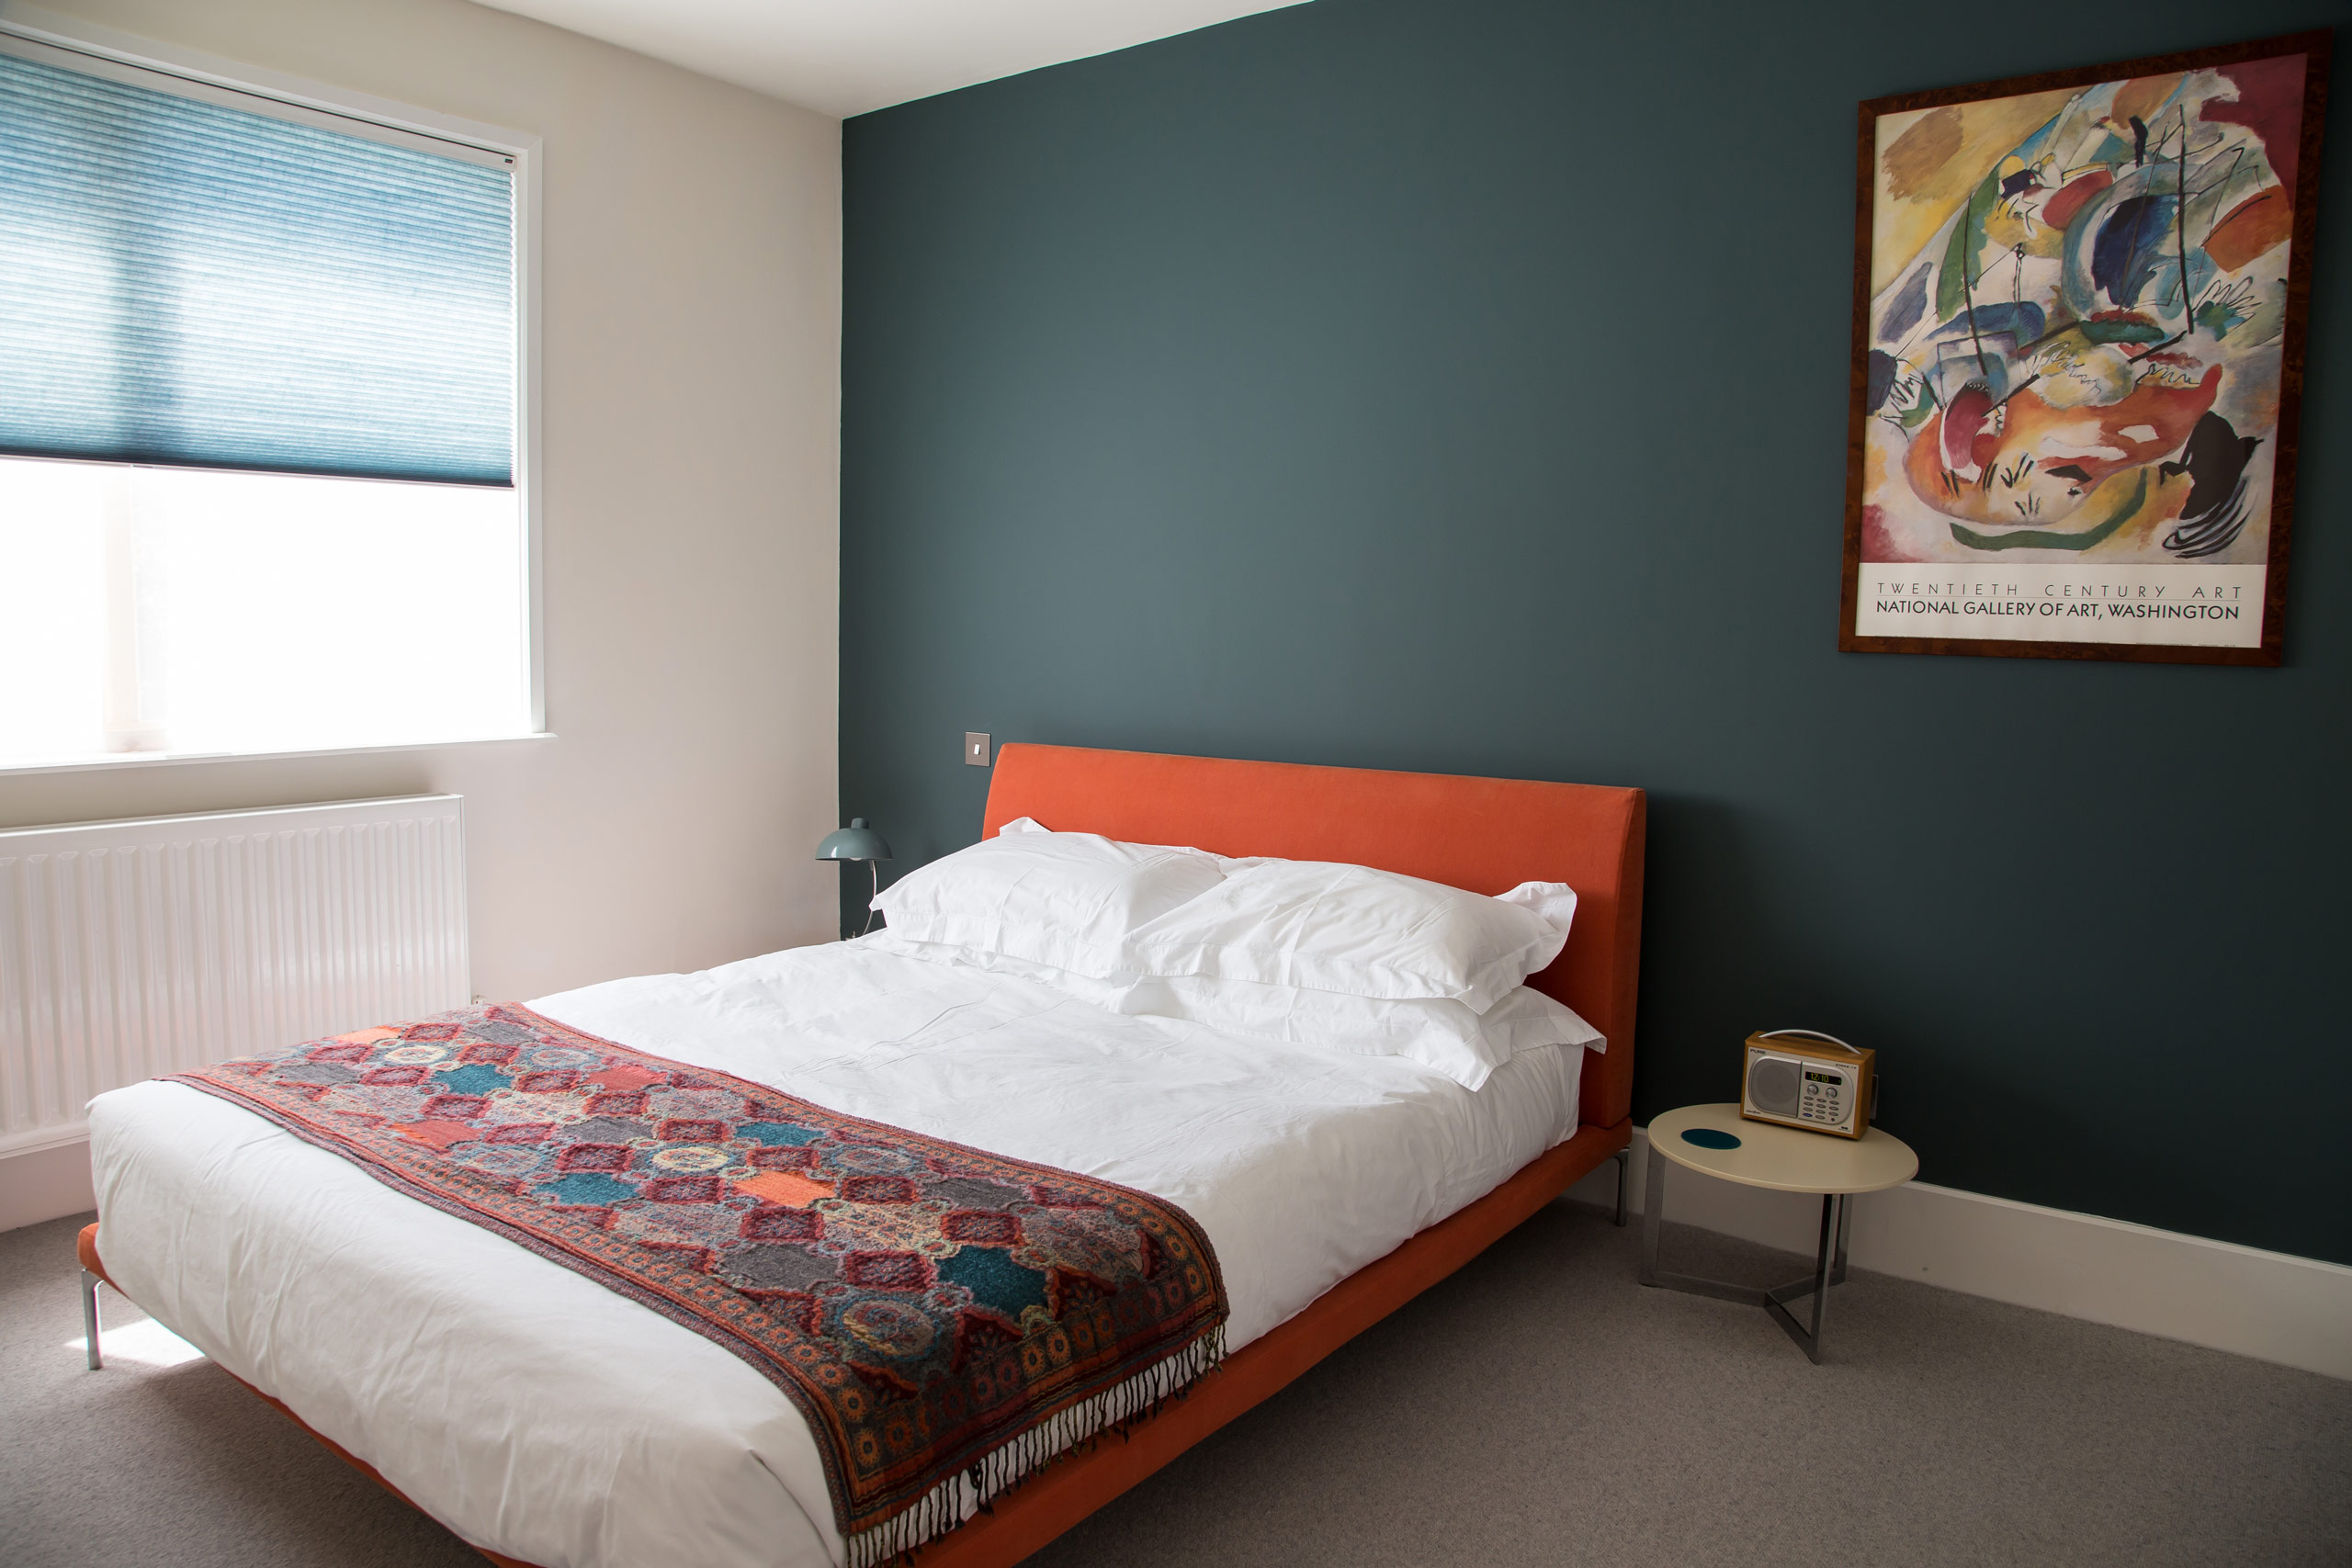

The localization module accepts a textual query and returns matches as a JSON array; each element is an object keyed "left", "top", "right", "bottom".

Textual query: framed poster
[{"left": 1841, "top": 31, "right": 2331, "bottom": 665}]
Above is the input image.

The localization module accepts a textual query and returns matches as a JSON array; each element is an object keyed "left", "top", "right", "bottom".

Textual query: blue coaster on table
[{"left": 1680, "top": 1127, "right": 1742, "bottom": 1150}]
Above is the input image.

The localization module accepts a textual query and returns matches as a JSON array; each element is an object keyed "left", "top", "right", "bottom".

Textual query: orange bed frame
[{"left": 80, "top": 743, "right": 1646, "bottom": 1568}]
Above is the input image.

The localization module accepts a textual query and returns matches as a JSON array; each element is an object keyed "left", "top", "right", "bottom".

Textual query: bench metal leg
[
  {"left": 1611, "top": 1147, "right": 1630, "bottom": 1227},
  {"left": 81, "top": 1268, "right": 103, "bottom": 1371},
  {"left": 1637, "top": 1147, "right": 1850, "bottom": 1364}
]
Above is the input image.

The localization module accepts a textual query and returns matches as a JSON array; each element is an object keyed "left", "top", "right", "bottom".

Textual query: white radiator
[{"left": 0, "top": 795, "right": 468, "bottom": 1157}]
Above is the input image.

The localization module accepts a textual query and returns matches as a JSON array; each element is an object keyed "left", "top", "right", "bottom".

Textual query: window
[{"left": 0, "top": 28, "right": 537, "bottom": 768}]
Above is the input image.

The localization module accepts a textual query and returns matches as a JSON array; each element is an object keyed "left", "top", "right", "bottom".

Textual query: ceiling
[{"left": 471, "top": 0, "right": 1314, "bottom": 118}]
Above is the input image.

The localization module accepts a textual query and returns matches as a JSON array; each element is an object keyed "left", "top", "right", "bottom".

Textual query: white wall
[{"left": 0, "top": 0, "right": 842, "bottom": 1009}]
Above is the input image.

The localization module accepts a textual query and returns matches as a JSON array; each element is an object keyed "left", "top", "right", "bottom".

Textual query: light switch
[{"left": 965, "top": 732, "right": 990, "bottom": 767}]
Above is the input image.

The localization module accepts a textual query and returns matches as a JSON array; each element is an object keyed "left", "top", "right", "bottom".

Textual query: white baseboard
[
  {"left": 1566, "top": 1126, "right": 2352, "bottom": 1382},
  {"left": 0, "top": 1136, "right": 96, "bottom": 1233},
  {"left": 11, "top": 1123, "right": 2346, "bottom": 1380}
]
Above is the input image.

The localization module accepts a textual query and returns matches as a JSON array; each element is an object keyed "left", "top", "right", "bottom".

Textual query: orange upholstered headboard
[{"left": 980, "top": 744, "right": 1645, "bottom": 1131}]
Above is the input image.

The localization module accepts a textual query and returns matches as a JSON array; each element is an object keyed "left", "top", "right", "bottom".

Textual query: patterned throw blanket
[{"left": 168, "top": 1004, "right": 1227, "bottom": 1567}]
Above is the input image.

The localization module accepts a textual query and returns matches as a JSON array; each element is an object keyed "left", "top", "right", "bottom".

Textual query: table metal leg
[
  {"left": 1638, "top": 1145, "right": 1765, "bottom": 1304},
  {"left": 1639, "top": 1160, "right": 1850, "bottom": 1363},
  {"left": 1638, "top": 1144, "right": 1666, "bottom": 1286},
  {"left": 1759, "top": 1194, "right": 1840, "bottom": 1363},
  {"left": 81, "top": 1268, "right": 103, "bottom": 1371},
  {"left": 1611, "top": 1147, "right": 1630, "bottom": 1227}
]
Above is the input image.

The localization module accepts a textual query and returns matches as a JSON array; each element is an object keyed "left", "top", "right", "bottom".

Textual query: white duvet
[{"left": 86, "top": 936, "right": 1585, "bottom": 1568}]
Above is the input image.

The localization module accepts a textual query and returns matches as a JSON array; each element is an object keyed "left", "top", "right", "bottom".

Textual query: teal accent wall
[{"left": 841, "top": 0, "right": 2348, "bottom": 1262}]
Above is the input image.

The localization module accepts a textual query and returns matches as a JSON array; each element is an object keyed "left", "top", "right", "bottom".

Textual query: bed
[{"left": 76, "top": 742, "right": 1645, "bottom": 1568}]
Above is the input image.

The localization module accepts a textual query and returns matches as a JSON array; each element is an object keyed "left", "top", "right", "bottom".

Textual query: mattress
[{"left": 86, "top": 936, "right": 1587, "bottom": 1568}]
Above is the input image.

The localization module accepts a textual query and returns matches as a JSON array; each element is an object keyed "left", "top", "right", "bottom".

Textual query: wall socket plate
[{"left": 965, "top": 732, "right": 990, "bottom": 767}]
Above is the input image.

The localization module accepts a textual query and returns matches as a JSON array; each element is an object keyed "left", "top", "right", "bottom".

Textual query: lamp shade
[{"left": 815, "top": 818, "right": 891, "bottom": 863}]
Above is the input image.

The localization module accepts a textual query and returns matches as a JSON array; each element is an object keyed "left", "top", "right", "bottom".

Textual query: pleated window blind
[{"left": 0, "top": 42, "right": 516, "bottom": 485}]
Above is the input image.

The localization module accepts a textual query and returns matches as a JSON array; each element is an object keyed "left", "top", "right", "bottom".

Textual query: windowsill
[{"left": 0, "top": 730, "right": 557, "bottom": 778}]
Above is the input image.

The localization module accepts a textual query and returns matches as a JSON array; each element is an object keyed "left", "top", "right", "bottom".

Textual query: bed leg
[
  {"left": 1611, "top": 1147, "right": 1631, "bottom": 1227},
  {"left": 81, "top": 1268, "right": 104, "bottom": 1371}
]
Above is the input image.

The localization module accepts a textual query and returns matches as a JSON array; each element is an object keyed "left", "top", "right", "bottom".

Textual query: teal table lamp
[{"left": 817, "top": 818, "right": 891, "bottom": 935}]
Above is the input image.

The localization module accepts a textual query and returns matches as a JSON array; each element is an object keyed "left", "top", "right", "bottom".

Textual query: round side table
[{"left": 1639, "top": 1103, "right": 1917, "bottom": 1363}]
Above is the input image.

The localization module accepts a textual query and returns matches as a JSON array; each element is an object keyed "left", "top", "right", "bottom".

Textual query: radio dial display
[{"left": 1799, "top": 1065, "right": 1845, "bottom": 1124}]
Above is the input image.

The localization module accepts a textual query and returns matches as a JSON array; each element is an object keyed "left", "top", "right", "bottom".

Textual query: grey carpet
[{"left": 4, "top": 1203, "right": 2346, "bottom": 1567}]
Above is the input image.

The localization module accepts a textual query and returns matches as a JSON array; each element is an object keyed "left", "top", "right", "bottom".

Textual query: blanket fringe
[{"left": 847, "top": 1323, "right": 1226, "bottom": 1568}]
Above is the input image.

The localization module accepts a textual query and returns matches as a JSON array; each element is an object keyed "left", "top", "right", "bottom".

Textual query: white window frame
[{"left": 0, "top": 4, "right": 548, "bottom": 775}]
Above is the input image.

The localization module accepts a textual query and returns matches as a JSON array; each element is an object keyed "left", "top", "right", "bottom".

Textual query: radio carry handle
[{"left": 1753, "top": 1029, "right": 1880, "bottom": 1123}]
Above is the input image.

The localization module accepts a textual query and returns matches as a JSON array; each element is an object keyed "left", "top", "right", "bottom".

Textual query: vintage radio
[{"left": 1740, "top": 1030, "right": 1876, "bottom": 1139}]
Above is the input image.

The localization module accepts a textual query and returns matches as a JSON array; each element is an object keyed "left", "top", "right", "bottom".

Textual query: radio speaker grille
[{"left": 1748, "top": 1056, "right": 1801, "bottom": 1117}]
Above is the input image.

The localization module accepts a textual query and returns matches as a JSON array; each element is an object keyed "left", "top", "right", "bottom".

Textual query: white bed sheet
[{"left": 87, "top": 937, "right": 1585, "bottom": 1568}]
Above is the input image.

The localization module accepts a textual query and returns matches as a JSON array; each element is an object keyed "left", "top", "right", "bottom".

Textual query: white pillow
[
  {"left": 1117, "top": 975, "right": 1600, "bottom": 1089},
  {"left": 1495, "top": 879, "right": 1578, "bottom": 937},
  {"left": 864, "top": 931, "right": 1600, "bottom": 1091},
  {"left": 1118, "top": 857, "right": 1573, "bottom": 1013},
  {"left": 870, "top": 829, "right": 1224, "bottom": 976}
]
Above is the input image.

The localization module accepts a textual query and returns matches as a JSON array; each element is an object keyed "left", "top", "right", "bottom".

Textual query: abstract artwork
[{"left": 1841, "top": 33, "right": 2330, "bottom": 663}]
